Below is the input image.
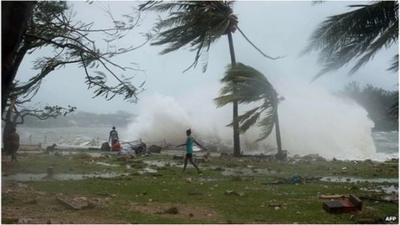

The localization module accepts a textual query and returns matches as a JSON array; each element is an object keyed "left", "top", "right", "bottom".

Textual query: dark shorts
[{"left": 185, "top": 153, "right": 192, "bottom": 158}]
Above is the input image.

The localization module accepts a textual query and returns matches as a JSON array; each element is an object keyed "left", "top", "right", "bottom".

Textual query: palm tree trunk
[
  {"left": 227, "top": 31, "right": 241, "bottom": 157},
  {"left": 273, "top": 93, "right": 284, "bottom": 160},
  {"left": 274, "top": 106, "right": 282, "bottom": 154}
]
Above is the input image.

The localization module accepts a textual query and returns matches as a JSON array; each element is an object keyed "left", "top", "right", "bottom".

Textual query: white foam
[{"left": 125, "top": 78, "right": 387, "bottom": 160}]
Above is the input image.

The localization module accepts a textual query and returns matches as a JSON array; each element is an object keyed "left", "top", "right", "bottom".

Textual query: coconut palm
[
  {"left": 305, "top": 1, "right": 398, "bottom": 80},
  {"left": 139, "top": 1, "right": 279, "bottom": 156},
  {"left": 215, "top": 63, "right": 283, "bottom": 156}
]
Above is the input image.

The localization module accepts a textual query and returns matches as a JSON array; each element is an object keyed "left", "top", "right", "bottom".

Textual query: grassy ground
[{"left": 2, "top": 151, "right": 398, "bottom": 224}]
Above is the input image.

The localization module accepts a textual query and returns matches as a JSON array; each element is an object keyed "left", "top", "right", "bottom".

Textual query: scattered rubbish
[
  {"left": 382, "top": 194, "right": 398, "bottom": 203},
  {"left": 148, "top": 145, "right": 162, "bottom": 153},
  {"left": 322, "top": 194, "right": 362, "bottom": 213},
  {"left": 3, "top": 172, "right": 130, "bottom": 182},
  {"left": 185, "top": 177, "right": 192, "bottom": 183},
  {"left": 290, "top": 175, "right": 303, "bottom": 184},
  {"left": 224, "top": 190, "right": 245, "bottom": 196},
  {"left": 138, "top": 167, "right": 158, "bottom": 175},
  {"left": 262, "top": 180, "right": 286, "bottom": 185},
  {"left": 360, "top": 194, "right": 398, "bottom": 204},
  {"left": 319, "top": 194, "right": 346, "bottom": 199},
  {"left": 320, "top": 176, "right": 398, "bottom": 184},
  {"left": 100, "top": 142, "right": 110, "bottom": 151},
  {"left": 121, "top": 140, "right": 147, "bottom": 155},
  {"left": 95, "top": 162, "right": 119, "bottom": 167},
  {"left": 56, "top": 194, "right": 95, "bottom": 210}
]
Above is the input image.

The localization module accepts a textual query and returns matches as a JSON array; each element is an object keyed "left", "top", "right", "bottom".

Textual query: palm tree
[
  {"left": 305, "top": 1, "right": 398, "bottom": 80},
  {"left": 215, "top": 63, "right": 284, "bottom": 158},
  {"left": 139, "top": 1, "right": 279, "bottom": 156}
]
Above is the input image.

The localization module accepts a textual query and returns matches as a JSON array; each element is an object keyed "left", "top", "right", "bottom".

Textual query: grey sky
[{"left": 17, "top": 1, "right": 399, "bottom": 114}]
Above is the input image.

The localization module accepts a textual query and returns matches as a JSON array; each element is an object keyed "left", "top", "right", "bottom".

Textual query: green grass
[{"left": 2, "top": 152, "right": 398, "bottom": 223}]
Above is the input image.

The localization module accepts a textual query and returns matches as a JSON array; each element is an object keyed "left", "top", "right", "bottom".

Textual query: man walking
[{"left": 177, "top": 129, "right": 207, "bottom": 173}]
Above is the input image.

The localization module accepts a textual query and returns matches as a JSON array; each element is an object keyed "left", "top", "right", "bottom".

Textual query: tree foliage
[
  {"left": 140, "top": 1, "right": 281, "bottom": 156},
  {"left": 5, "top": 1, "right": 148, "bottom": 111},
  {"left": 140, "top": 1, "right": 238, "bottom": 72},
  {"left": 305, "top": 1, "right": 398, "bottom": 79},
  {"left": 3, "top": 102, "right": 76, "bottom": 127},
  {"left": 215, "top": 63, "right": 279, "bottom": 141},
  {"left": 21, "top": 110, "right": 134, "bottom": 128},
  {"left": 339, "top": 81, "right": 398, "bottom": 131},
  {"left": 139, "top": 1, "right": 280, "bottom": 73}
]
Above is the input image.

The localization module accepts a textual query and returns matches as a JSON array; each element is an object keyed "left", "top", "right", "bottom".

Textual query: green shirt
[{"left": 186, "top": 136, "right": 194, "bottom": 154}]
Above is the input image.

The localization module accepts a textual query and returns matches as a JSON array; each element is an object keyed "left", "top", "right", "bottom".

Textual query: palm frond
[
  {"left": 140, "top": 1, "right": 237, "bottom": 73},
  {"left": 388, "top": 54, "right": 399, "bottom": 71},
  {"left": 215, "top": 63, "right": 279, "bottom": 141},
  {"left": 239, "top": 111, "right": 261, "bottom": 133},
  {"left": 256, "top": 111, "right": 275, "bottom": 141},
  {"left": 305, "top": 1, "right": 398, "bottom": 77}
]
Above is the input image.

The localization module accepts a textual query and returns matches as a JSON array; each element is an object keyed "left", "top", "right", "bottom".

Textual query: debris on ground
[
  {"left": 224, "top": 190, "right": 245, "bottom": 196},
  {"left": 322, "top": 194, "right": 362, "bottom": 213},
  {"left": 360, "top": 194, "right": 399, "bottom": 204},
  {"left": 185, "top": 178, "right": 192, "bottom": 183},
  {"left": 148, "top": 145, "right": 162, "bottom": 153},
  {"left": 56, "top": 194, "right": 95, "bottom": 210},
  {"left": 121, "top": 140, "right": 147, "bottom": 155},
  {"left": 319, "top": 194, "right": 346, "bottom": 199},
  {"left": 100, "top": 142, "right": 110, "bottom": 151},
  {"left": 262, "top": 179, "right": 286, "bottom": 185},
  {"left": 290, "top": 175, "right": 303, "bottom": 184}
]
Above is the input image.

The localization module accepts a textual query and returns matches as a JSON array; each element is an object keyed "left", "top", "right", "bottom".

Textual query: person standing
[
  {"left": 177, "top": 129, "right": 207, "bottom": 173},
  {"left": 109, "top": 126, "right": 119, "bottom": 145}
]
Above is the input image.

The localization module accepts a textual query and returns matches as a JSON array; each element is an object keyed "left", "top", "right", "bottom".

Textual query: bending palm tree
[
  {"left": 215, "top": 63, "right": 284, "bottom": 158},
  {"left": 305, "top": 1, "right": 398, "bottom": 80},
  {"left": 139, "top": 1, "right": 279, "bottom": 156}
]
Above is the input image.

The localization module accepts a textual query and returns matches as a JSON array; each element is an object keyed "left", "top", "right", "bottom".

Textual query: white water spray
[{"left": 126, "top": 80, "right": 378, "bottom": 160}]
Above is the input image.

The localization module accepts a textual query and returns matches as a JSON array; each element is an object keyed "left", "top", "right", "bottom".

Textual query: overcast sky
[{"left": 17, "top": 1, "right": 399, "bottom": 114}]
